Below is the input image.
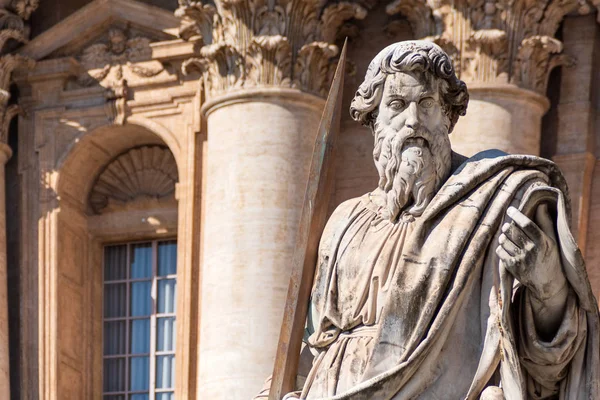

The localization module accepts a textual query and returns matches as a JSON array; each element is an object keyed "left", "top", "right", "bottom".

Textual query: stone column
[
  {"left": 175, "top": 1, "right": 366, "bottom": 397},
  {"left": 386, "top": 0, "right": 593, "bottom": 157},
  {"left": 0, "top": 0, "right": 37, "bottom": 395}
]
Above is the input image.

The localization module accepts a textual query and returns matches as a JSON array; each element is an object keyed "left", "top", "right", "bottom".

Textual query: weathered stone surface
[
  {"left": 1, "top": 1, "right": 600, "bottom": 399},
  {"left": 260, "top": 40, "right": 599, "bottom": 400}
]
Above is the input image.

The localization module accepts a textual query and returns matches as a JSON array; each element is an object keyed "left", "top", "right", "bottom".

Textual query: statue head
[
  {"left": 108, "top": 28, "right": 128, "bottom": 54},
  {"left": 350, "top": 41, "right": 469, "bottom": 221}
]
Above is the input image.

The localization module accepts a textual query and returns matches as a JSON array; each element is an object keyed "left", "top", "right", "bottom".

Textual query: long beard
[{"left": 374, "top": 123, "right": 452, "bottom": 221}]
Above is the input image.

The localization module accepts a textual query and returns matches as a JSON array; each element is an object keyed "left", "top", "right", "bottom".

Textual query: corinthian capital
[
  {"left": 175, "top": 0, "right": 366, "bottom": 99},
  {"left": 386, "top": 0, "right": 593, "bottom": 94}
]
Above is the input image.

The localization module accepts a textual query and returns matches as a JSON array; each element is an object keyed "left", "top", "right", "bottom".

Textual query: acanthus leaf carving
[
  {"left": 0, "top": 53, "right": 32, "bottom": 92},
  {"left": 10, "top": 0, "right": 39, "bottom": 20},
  {"left": 512, "top": 35, "right": 575, "bottom": 93},
  {"left": 466, "top": 29, "right": 508, "bottom": 83},
  {"left": 386, "top": 0, "right": 583, "bottom": 94},
  {"left": 386, "top": 0, "right": 436, "bottom": 39},
  {"left": 175, "top": 1, "right": 217, "bottom": 41},
  {"left": 176, "top": 0, "right": 368, "bottom": 99},
  {"left": 320, "top": 2, "right": 368, "bottom": 44},
  {"left": 246, "top": 35, "right": 292, "bottom": 88},
  {"left": 293, "top": 41, "right": 339, "bottom": 96},
  {"left": 0, "top": 103, "right": 20, "bottom": 144}
]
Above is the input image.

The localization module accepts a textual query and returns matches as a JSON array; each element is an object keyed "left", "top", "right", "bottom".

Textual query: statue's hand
[{"left": 495, "top": 206, "right": 566, "bottom": 302}]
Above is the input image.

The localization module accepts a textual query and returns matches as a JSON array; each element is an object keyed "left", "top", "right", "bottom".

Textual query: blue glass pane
[
  {"left": 130, "top": 243, "right": 152, "bottom": 279},
  {"left": 104, "top": 283, "right": 126, "bottom": 318},
  {"left": 104, "top": 396, "right": 125, "bottom": 400},
  {"left": 157, "top": 280, "right": 176, "bottom": 314},
  {"left": 104, "top": 321, "right": 126, "bottom": 355},
  {"left": 130, "top": 357, "right": 149, "bottom": 391},
  {"left": 103, "top": 357, "right": 126, "bottom": 392},
  {"left": 104, "top": 245, "right": 127, "bottom": 281},
  {"left": 131, "top": 282, "right": 152, "bottom": 317},
  {"left": 156, "top": 393, "right": 174, "bottom": 400},
  {"left": 158, "top": 241, "right": 177, "bottom": 276},
  {"left": 156, "top": 355, "right": 175, "bottom": 389},
  {"left": 130, "top": 395, "right": 149, "bottom": 400},
  {"left": 131, "top": 319, "right": 150, "bottom": 354},
  {"left": 157, "top": 318, "right": 175, "bottom": 352}
]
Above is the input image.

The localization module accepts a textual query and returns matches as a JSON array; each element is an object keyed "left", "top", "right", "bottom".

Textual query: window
[{"left": 103, "top": 240, "right": 177, "bottom": 400}]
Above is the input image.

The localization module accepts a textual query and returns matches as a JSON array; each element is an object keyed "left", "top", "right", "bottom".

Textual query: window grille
[{"left": 103, "top": 240, "right": 177, "bottom": 400}]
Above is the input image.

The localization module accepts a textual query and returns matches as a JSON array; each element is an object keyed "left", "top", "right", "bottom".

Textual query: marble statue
[{"left": 259, "top": 40, "right": 600, "bottom": 400}]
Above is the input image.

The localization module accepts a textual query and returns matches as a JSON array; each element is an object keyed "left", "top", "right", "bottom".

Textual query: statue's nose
[{"left": 404, "top": 102, "right": 420, "bottom": 130}]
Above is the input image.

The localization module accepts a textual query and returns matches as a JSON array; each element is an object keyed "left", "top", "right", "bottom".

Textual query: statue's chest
[{"left": 334, "top": 213, "right": 416, "bottom": 313}]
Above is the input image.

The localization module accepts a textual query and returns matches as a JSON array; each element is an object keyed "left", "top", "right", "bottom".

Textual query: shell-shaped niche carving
[{"left": 89, "top": 145, "right": 178, "bottom": 214}]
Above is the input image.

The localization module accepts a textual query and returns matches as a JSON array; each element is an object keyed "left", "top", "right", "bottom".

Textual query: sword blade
[{"left": 269, "top": 39, "right": 347, "bottom": 400}]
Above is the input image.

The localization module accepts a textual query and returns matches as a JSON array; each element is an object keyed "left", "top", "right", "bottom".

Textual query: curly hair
[{"left": 350, "top": 41, "right": 469, "bottom": 133}]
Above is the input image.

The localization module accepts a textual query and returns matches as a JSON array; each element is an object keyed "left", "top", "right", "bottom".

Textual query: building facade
[{"left": 0, "top": 0, "right": 599, "bottom": 398}]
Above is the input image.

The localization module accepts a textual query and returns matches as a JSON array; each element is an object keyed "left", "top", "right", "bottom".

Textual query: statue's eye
[
  {"left": 420, "top": 97, "right": 435, "bottom": 108},
  {"left": 388, "top": 99, "right": 406, "bottom": 110}
]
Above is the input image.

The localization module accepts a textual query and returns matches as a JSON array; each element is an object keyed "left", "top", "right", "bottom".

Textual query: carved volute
[
  {"left": 175, "top": 0, "right": 367, "bottom": 99},
  {"left": 386, "top": 0, "right": 596, "bottom": 94}
]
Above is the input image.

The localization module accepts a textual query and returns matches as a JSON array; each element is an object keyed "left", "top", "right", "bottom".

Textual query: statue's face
[
  {"left": 376, "top": 71, "right": 448, "bottom": 146},
  {"left": 371, "top": 71, "right": 452, "bottom": 220},
  {"left": 109, "top": 32, "right": 127, "bottom": 54}
]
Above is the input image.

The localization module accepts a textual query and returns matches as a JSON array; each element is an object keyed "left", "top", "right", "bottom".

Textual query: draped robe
[{"left": 301, "top": 151, "right": 600, "bottom": 400}]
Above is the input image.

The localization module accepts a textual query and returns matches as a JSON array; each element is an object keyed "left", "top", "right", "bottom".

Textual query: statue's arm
[
  {"left": 497, "top": 187, "right": 587, "bottom": 398},
  {"left": 523, "top": 203, "right": 570, "bottom": 338},
  {"left": 515, "top": 283, "right": 586, "bottom": 398}
]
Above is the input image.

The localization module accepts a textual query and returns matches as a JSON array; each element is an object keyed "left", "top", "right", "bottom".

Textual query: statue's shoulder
[
  {"left": 452, "top": 149, "right": 557, "bottom": 176},
  {"left": 319, "top": 196, "right": 364, "bottom": 252},
  {"left": 325, "top": 197, "right": 363, "bottom": 231}
]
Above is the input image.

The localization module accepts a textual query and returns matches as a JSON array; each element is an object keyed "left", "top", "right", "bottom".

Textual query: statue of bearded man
[{"left": 280, "top": 41, "right": 599, "bottom": 400}]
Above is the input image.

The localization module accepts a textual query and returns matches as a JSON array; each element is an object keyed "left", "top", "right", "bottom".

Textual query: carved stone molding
[
  {"left": 104, "top": 78, "right": 128, "bottom": 125},
  {"left": 175, "top": 0, "right": 367, "bottom": 99},
  {"left": 386, "top": 0, "right": 593, "bottom": 94},
  {"left": 89, "top": 145, "right": 178, "bottom": 214}
]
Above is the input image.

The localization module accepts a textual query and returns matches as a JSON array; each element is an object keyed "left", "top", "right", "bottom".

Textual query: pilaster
[{"left": 0, "top": 1, "right": 37, "bottom": 397}]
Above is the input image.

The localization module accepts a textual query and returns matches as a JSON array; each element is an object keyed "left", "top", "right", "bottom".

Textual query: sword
[{"left": 268, "top": 40, "right": 347, "bottom": 400}]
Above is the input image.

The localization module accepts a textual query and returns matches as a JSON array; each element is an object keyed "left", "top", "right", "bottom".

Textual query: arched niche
[{"left": 45, "top": 122, "right": 181, "bottom": 399}]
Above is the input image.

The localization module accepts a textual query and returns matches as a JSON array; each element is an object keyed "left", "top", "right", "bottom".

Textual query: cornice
[{"left": 18, "top": 0, "right": 179, "bottom": 61}]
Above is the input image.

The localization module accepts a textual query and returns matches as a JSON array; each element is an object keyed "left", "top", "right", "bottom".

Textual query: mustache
[{"left": 378, "top": 127, "right": 431, "bottom": 190}]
